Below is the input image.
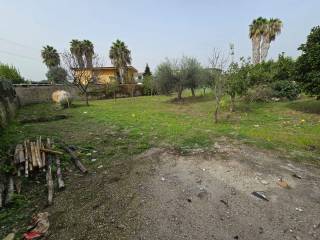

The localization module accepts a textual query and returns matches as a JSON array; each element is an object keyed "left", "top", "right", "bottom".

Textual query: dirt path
[{"left": 47, "top": 140, "right": 320, "bottom": 240}]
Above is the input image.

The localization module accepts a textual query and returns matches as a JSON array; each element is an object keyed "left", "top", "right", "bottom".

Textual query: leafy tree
[
  {"left": 154, "top": 56, "right": 203, "bottom": 99},
  {"left": 46, "top": 66, "right": 68, "bottom": 84},
  {"left": 226, "top": 58, "right": 250, "bottom": 111},
  {"left": 143, "top": 75, "right": 156, "bottom": 95},
  {"left": 199, "top": 68, "right": 214, "bottom": 95},
  {"left": 154, "top": 59, "right": 176, "bottom": 95},
  {"left": 109, "top": 39, "right": 132, "bottom": 84},
  {"left": 296, "top": 26, "right": 320, "bottom": 98},
  {"left": 41, "top": 45, "right": 60, "bottom": 68},
  {"left": 0, "top": 63, "right": 25, "bottom": 84},
  {"left": 143, "top": 63, "right": 152, "bottom": 77},
  {"left": 182, "top": 57, "right": 203, "bottom": 97}
]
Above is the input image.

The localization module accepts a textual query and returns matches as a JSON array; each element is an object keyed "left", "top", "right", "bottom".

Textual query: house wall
[{"left": 80, "top": 68, "right": 138, "bottom": 85}]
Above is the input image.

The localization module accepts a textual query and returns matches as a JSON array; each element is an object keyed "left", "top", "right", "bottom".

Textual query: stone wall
[
  {"left": 14, "top": 84, "right": 82, "bottom": 106},
  {"left": 0, "top": 80, "right": 19, "bottom": 129}
]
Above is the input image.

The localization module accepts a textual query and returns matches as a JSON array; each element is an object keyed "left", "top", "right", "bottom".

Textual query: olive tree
[{"left": 154, "top": 56, "right": 203, "bottom": 99}]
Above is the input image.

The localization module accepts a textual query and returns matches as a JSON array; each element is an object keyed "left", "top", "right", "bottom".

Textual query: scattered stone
[
  {"left": 259, "top": 227, "right": 264, "bottom": 234},
  {"left": 91, "top": 159, "right": 97, "bottom": 162},
  {"left": 220, "top": 199, "right": 229, "bottom": 207},
  {"left": 292, "top": 173, "right": 302, "bottom": 179},
  {"left": 252, "top": 191, "right": 269, "bottom": 201},
  {"left": 261, "top": 180, "right": 269, "bottom": 185},
  {"left": 295, "top": 207, "right": 303, "bottom": 212},
  {"left": 277, "top": 178, "right": 290, "bottom": 189},
  {"left": 97, "top": 165, "right": 103, "bottom": 169},
  {"left": 161, "top": 177, "right": 165, "bottom": 181}
]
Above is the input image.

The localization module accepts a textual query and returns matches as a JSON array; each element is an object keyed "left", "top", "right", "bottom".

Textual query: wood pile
[{"left": 0, "top": 137, "right": 88, "bottom": 208}]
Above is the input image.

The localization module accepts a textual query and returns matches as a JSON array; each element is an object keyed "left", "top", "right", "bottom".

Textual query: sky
[{"left": 0, "top": 0, "right": 319, "bottom": 81}]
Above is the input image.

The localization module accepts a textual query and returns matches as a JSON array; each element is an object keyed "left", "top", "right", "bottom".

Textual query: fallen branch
[{"left": 63, "top": 146, "right": 88, "bottom": 173}]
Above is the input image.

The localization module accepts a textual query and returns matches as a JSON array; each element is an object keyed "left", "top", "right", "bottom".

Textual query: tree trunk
[
  {"left": 177, "top": 88, "right": 183, "bottom": 100},
  {"left": 214, "top": 99, "right": 220, "bottom": 123},
  {"left": 191, "top": 88, "right": 195, "bottom": 97},
  {"left": 203, "top": 88, "right": 206, "bottom": 96},
  {"left": 252, "top": 36, "right": 261, "bottom": 64},
  {"left": 230, "top": 94, "right": 235, "bottom": 112},
  {"left": 260, "top": 36, "right": 271, "bottom": 62},
  {"left": 85, "top": 92, "right": 89, "bottom": 106}
]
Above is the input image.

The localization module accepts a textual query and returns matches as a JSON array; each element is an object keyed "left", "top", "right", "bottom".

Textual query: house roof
[{"left": 73, "top": 66, "right": 138, "bottom": 72}]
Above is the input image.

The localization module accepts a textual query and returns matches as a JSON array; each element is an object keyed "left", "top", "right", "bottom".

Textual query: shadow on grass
[
  {"left": 286, "top": 99, "right": 320, "bottom": 114},
  {"left": 168, "top": 95, "right": 214, "bottom": 104}
]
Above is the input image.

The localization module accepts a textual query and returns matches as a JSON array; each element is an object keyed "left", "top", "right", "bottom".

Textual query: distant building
[{"left": 74, "top": 66, "right": 138, "bottom": 85}]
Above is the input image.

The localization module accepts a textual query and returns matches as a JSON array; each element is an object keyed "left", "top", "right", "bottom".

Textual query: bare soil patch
[{"left": 46, "top": 140, "right": 320, "bottom": 240}]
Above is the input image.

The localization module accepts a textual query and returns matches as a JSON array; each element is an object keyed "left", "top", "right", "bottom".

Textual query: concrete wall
[
  {"left": 14, "top": 84, "right": 82, "bottom": 106},
  {"left": 0, "top": 80, "right": 19, "bottom": 129}
]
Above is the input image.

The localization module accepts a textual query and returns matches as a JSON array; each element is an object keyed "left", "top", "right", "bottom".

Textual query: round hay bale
[{"left": 52, "top": 90, "right": 72, "bottom": 108}]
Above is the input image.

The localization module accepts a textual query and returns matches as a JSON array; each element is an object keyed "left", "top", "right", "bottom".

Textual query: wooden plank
[{"left": 63, "top": 146, "right": 88, "bottom": 173}]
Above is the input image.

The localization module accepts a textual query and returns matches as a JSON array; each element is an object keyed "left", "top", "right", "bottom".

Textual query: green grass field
[{"left": 2, "top": 93, "right": 320, "bottom": 163}]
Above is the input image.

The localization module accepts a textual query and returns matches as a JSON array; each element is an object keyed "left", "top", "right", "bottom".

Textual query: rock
[{"left": 261, "top": 180, "right": 269, "bottom": 185}]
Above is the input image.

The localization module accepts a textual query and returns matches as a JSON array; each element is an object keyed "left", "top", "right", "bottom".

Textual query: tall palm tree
[
  {"left": 260, "top": 18, "right": 283, "bottom": 62},
  {"left": 70, "top": 39, "right": 85, "bottom": 68},
  {"left": 109, "top": 39, "right": 132, "bottom": 84},
  {"left": 249, "top": 17, "right": 267, "bottom": 64},
  {"left": 82, "top": 40, "right": 94, "bottom": 68},
  {"left": 41, "top": 45, "right": 60, "bottom": 68}
]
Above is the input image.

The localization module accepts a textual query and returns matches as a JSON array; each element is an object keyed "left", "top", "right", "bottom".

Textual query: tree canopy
[
  {"left": 0, "top": 63, "right": 25, "bottom": 84},
  {"left": 296, "top": 26, "right": 320, "bottom": 97}
]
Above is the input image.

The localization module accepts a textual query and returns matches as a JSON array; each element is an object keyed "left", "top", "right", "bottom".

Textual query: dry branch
[
  {"left": 46, "top": 138, "right": 54, "bottom": 205},
  {"left": 63, "top": 146, "right": 88, "bottom": 173}
]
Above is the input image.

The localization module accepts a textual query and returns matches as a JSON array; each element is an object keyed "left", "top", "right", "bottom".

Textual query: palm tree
[
  {"left": 109, "top": 39, "right": 132, "bottom": 84},
  {"left": 70, "top": 39, "right": 85, "bottom": 68},
  {"left": 249, "top": 17, "right": 267, "bottom": 64},
  {"left": 260, "top": 18, "right": 283, "bottom": 62},
  {"left": 41, "top": 45, "right": 60, "bottom": 68},
  {"left": 82, "top": 40, "right": 94, "bottom": 68}
]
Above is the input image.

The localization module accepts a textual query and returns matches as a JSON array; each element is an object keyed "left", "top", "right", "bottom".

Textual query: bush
[
  {"left": 244, "top": 85, "right": 274, "bottom": 102},
  {"left": 0, "top": 63, "right": 25, "bottom": 84},
  {"left": 271, "top": 80, "right": 300, "bottom": 100}
]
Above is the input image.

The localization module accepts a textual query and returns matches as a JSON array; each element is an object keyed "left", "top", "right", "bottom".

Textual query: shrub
[
  {"left": 244, "top": 85, "right": 274, "bottom": 102},
  {"left": 0, "top": 63, "right": 25, "bottom": 84},
  {"left": 271, "top": 80, "right": 300, "bottom": 100}
]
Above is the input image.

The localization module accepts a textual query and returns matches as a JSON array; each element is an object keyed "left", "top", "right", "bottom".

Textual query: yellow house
[{"left": 75, "top": 66, "right": 138, "bottom": 85}]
